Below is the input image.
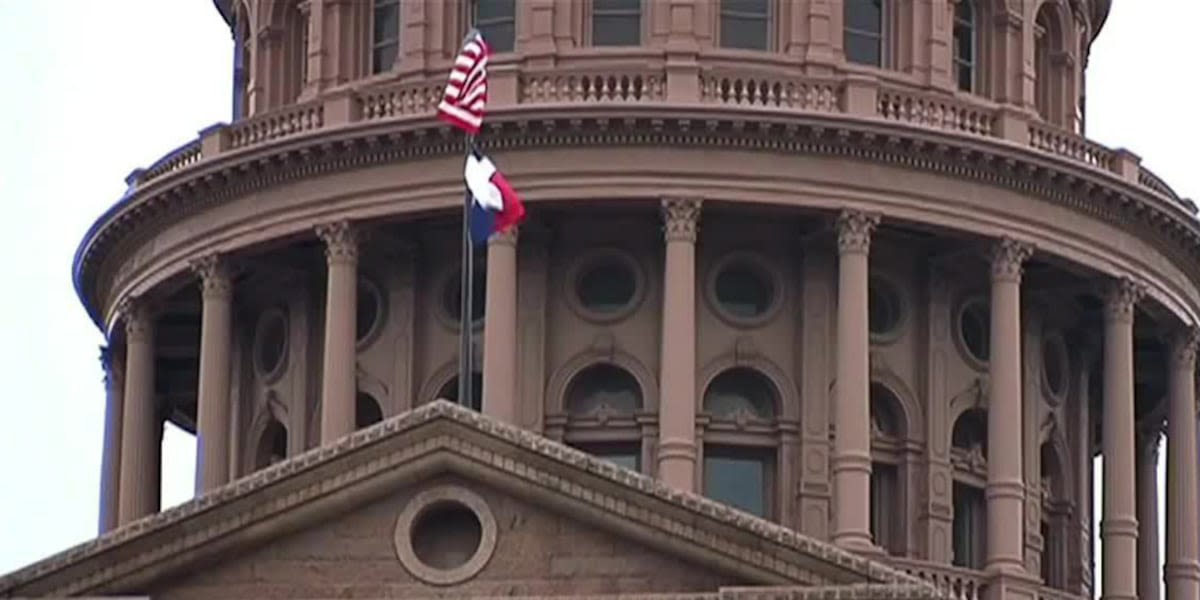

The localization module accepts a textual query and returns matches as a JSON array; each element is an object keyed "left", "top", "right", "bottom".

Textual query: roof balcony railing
[{"left": 123, "top": 58, "right": 1190, "bottom": 217}]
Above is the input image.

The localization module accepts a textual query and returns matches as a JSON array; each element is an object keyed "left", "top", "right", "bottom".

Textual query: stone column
[
  {"left": 316, "top": 221, "right": 359, "bottom": 443},
  {"left": 482, "top": 228, "right": 519, "bottom": 423},
  {"left": 657, "top": 198, "right": 701, "bottom": 491},
  {"left": 191, "top": 255, "right": 234, "bottom": 494},
  {"left": 1165, "top": 328, "right": 1200, "bottom": 600},
  {"left": 831, "top": 209, "right": 879, "bottom": 551},
  {"left": 97, "top": 344, "right": 124, "bottom": 534},
  {"left": 1137, "top": 432, "right": 1162, "bottom": 600},
  {"left": 985, "top": 238, "right": 1033, "bottom": 574},
  {"left": 1101, "top": 277, "right": 1145, "bottom": 600},
  {"left": 117, "top": 298, "right": 159, "bottom": 525}
]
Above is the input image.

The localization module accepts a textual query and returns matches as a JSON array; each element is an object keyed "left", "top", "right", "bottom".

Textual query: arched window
[
  {"left": 952, "top": 1, "right": 977, "bottom": 92},
  {"left": 1034, "top": 4, "right": 1068, "bottom": 125},
  {"left": 844, "top": 0, "right": 885, "bottom": 66},
  {"left": 950, "top": 408, "right": 987, "bottom": 569},
  {"left": 356, "top": 392, "right": 384, "bottom": 429},
  {"left": 283, "top": 0, "right": 309, "bottom": 102},
  {"left": 437, "top": 372, "right": 484, "bottom": 411},
  {"left": 869, "top": 383, "right": 907, "bottom": 555},
  {"left": 700, "top": 368, "right": 779, "bottom": 519},
  {"left": 372, "top": 0, "right": 401, "bottom": 74},
  {"left": 591, "top": 0, "right": 641, "bottom": 46},
  {"left": 562, "top": 364, "right": 644, "bottom": 471},
  {"left": 470, "top": 0, "right": 517, "bottom": 53},
  {"left": 254, "top": 419, "right": 289, "bottom": 470},
  {"left": 1040, "top": 441, "right": 1070, "bottom": 590},
  {"left": 718, "top": 0, "right": 771, "bottom": 51}
]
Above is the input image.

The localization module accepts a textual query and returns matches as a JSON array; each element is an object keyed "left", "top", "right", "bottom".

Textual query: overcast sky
[{"left": 0, "top": 2, "right": 1195, "bottom": 598}]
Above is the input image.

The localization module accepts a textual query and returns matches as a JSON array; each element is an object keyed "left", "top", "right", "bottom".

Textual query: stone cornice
[
  {"left": 0, "top": 401, "right": 934, "bottom": 598},
  {"left": 73, "top": 105, "right": 1200, "bottom": 330}
]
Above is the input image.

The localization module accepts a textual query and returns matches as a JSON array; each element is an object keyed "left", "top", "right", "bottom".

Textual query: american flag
[{"left": 437, "top": 30, "right": 490, "bottom": 135}]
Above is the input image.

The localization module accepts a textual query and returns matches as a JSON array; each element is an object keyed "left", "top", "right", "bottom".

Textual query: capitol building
[{"left": 1, "top": 1, "right": 1197, "bottom": 599}]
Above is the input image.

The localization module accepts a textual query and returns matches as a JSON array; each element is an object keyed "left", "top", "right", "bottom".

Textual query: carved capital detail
[
  {"left": 1169, "top": 326, "right": 1200, "bottom": 371},
  {"left": 835, "top": 209, "right": 880, "bottom": 255},
  {"left": 1103, "top": 277, "right": 1146, "bottom": 324},
  {"left": 661, "top": 198, "right": 701, "bottom": 243},
  {"left": 189, "top": 254, "right": 233, "bottom": 300},
  {"left": 488, "top": 226, "right": 519, "bottom": 247},
  {"left": 119, "top": 297, "right": 154, "bottom": 344},
  {"left": 989, "top": 237, "right": 1034, "bottom": 283},
  {"left": 315, "top": 220, "right": 359, "bottom": 265}
]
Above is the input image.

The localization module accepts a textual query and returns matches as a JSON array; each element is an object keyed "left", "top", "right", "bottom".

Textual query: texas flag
[{"left": 464, "top": 147, "right": 526, "bottom": 246}]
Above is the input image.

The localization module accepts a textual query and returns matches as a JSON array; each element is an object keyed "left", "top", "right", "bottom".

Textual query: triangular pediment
[{"left": 0, "top": 401, "right": 939, "bottom": 599}]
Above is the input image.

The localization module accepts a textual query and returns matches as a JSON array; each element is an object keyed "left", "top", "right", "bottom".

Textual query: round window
[
  {"left": 254, "top": 309, "right": 288, "bottom": 378},
  {"left": 868, "top": 277, "right": 903, "bottom": 338},
  {"left": 576, "top": 258, "right": 637, "bottom": 315},
  {"left": 959, "top": 298, "right": 990, "bottom": 364},
  {"left": 441, "top": 267, "right": 487, "bottom": 326},
  {"left": 356, "top": 278, "right": 384, "bottom": 344},
  {"left": 712, "top": 259, "right": 775, "bottom": 322},
  {"left": 411, "top": 501, "right": 483, "bottom": 571},
  {"left": 393, "top": 485, "right": 498, "bottom": 586},
  {"left": 1043, "top": 335, "right": 1068, "bottom": 399}
]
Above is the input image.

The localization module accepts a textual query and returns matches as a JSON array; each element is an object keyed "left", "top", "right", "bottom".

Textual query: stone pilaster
[
  {"left": 657, "top": 198, "right": 701, "bottom": 492},
  {"left": 191, "top": 254, "right": 235, "bottom": 494},
  {"left": 1100, "top": 277, "right": 1146, "bottom": 600},
  {"left": 482, "top": 227, "right": 519, "bottom": 424},
  {"left": 316, "top": 221, "right": 359, "bottom": 443},
  {"left": 985, "top": 237, "right": 1033, "bottom": 575},
  {"left": 831, "top": 209, "right": 879, "bottom": 551}
]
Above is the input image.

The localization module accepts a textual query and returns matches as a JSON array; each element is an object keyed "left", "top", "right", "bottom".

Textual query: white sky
[{"left": 0, "top": 2, "right": 1195, "bottom": 598}]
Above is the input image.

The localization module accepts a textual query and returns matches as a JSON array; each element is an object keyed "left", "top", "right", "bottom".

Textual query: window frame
[
  {"left": 588, "top": 0, "right": 644, "bottom": 47},
  {"left": 869, "top": 384, "right": 909, "bottom": 556},
  {"left": 698, "top": 367, "right": 784, "bottom": 521},
  {"left": 701, "top": 443, "right": 778, "bottom": 519},
  {"left": 843, "top": 0, "right": 888, "bottom": 67},
  {"left": 469, "top": 0, "right": 518, "bottom": 54},
  {"left": 716, "top": 0, "right": 775, "bottom": 52},
  {"left": 952, "top": 0, "right": 977, "bottom": 92},
  {"left": 555, "top": 362, "right": 651, "bottom": 474},
  {"left": 371, "top": 0, "right": 402, "bottom": 74}
]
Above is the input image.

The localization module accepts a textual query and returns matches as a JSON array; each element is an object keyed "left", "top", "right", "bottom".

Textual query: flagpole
[{"left": 458, "top": 134, "right": 475, "bottom": 410}]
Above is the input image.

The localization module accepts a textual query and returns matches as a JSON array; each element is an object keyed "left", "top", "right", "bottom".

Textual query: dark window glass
[
  {"left": 372, "top": 0, "right": 400, "bottom": 73},
  {"left": 577, "top": 258, "right": 637, "bottom": 314},
  {"left": 255, "top": 312, "right": 287, "bottom": 375},
  {"left": 703, "top": 447, "right": 772, "bottom": 517},
  {"left": 593, "top": 0, "right": 641, "bottom": 46},
  {"left": 356, "top": 392, "right": 383, "bottom": 428},
  {"left": 719, "top": 0, "right": 770, "bottom": 51},
  {"left": 953, "top": 0, "right": 975, "bottom": 91},
  {"left": 411, "top": 502, "right": 482, "bottom": 570},
  {"left": 868, "top": 277, "right": 902, "bottom": 335},
  {"left": 704, "top": 368, "right": 777, "bottom": 419},
  {"left": 960, "top": 299, "right": 990, "bottom": 362},
  {"left": 952, "top": 483, "right": 986, "bottom": 569},
  {"left": 438, "top": 373, "right": 484, "bottom": 411},
  {"left": 870, "top": 462, "right": 900, "bottom": 553},
  {"left": 473, "top": 0, "right": 516, "bottom": 53},
  {"left": 566, "top": 364, "right": 642, "bottom": 415},
  {"left": 951, "top": 408, "right": 988, "bottom": 457},
  {"left": 575, "top": 442, "right": 642, "bottom": 472},
  {"left": 844, "top": 0, "right": 883, "bottom": 66},
  {"left": 357, "top": 280, "right": 381, "bottom": 342},
  {"left": 870, "top": 384, "right": 902, "bottom": 438},
  {"left": 1043, "top": 338, "right": 1066, "bottom": 396},
  {"left": 714, "top": 263, "right": 773, "bottom": 318}
]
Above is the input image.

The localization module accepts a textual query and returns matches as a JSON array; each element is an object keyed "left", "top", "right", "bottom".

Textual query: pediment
[{"left": 0, "top": 401, "right": 938, "bottom": 599}]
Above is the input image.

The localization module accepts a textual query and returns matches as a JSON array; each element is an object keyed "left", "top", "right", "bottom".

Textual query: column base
[
  {"left": 657, "top": 437, "right": 697, "bottom": 491},
  {"left": 983, "top": 570, "right": 1041, "bottom": 600}
]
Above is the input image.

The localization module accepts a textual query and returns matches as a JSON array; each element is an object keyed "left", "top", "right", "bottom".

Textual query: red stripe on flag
[{"left": 437, "top": 32, "right": 491, "bottom": 135}]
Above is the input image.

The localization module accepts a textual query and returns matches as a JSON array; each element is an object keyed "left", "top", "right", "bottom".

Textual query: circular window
[
  {"left": 356, "top": 278, "right": 385, "bottom": 347},
  {"left": 254, "top": 309, "right": 288, "bottom": 380},
  {"left": 440, "top": 266, "right": 487, "bottom": 328},
  {"left": 707, "top": 253, "right": 780, "bottom": 327},
  {"left": 1042, "top": 334, "right": 1068, "bottom": 402},
  {"left": 569, "top": 251, "right": 642, "bottom": 322},
  {"left": 958, "top": 298, "right": 990, "bottom": 365},
  {"left": 394, "top": 485, "right": 497, "bottom": 585},
  {"left": 868, "top": 277, "right": 904, "bottom": 340}
]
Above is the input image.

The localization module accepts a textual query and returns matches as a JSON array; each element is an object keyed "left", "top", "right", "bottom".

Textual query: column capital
[
  {"left": 1169, "top": 326, "right": 1200, "bottom": 371},
  {"left": 315, "top": 220, "right": 359, "bottom": 265},
  {"left": 1103, "top": 277, "right": 1147, "bottom": 324},
  {"left": 835, "top": 209, "right": 881, "bottom": 255},
  {"left": 989, "top": 237, "right": 1034, "bottom": 283},
  {"left": 118, "top": 297, "right": 155, "bottom": 343},
  {"left": 189, "top": 254, "right": 234, "bottom": 300},
  {"left": 488, "top": 226, "right": 519, "bottom": 247},
  {"left": 661, "top": 198, "right": 702, "bottom": 243}
]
